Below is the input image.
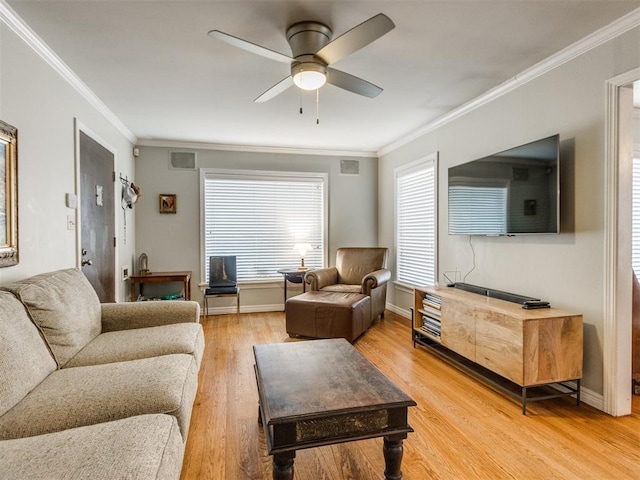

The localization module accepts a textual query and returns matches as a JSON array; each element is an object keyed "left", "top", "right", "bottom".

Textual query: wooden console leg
[
  {"left": 383, "top": 436, "right": 404, "bottom": 480},
  {"left": 272, "top": 451, "right": 295, "bottom": 480}
]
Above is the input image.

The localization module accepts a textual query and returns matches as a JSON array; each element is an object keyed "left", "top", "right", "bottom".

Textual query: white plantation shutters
[
  {"left": 202, "top": 170, "right": 326, "bottom": 282},
  {"left": 396, "top": 154, "right": 437, "bottom": 287},
  {"left": 632, "top": 157, "right": 640, "bottom": 275}
]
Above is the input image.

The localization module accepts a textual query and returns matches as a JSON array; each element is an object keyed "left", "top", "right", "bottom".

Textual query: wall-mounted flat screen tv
[{"left": 448, "top": 134, "right": 560, "bottom": 235}]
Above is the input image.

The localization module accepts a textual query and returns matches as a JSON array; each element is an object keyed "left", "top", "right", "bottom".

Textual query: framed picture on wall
[
  {"left": 0, "top": 120, "right": 18, "bottom": 267},
  {"left": 159, "top": 194, "right": 177, "bottom": 214}
]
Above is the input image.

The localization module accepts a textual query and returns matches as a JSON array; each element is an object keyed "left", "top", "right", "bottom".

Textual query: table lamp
[{"left": 293, "top": 243, "right": 312, "bottom": 270}]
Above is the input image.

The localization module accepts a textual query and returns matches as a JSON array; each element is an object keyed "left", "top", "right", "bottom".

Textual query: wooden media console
[{"left": 413, "top": 286, "right": 583, "bottom": 414}]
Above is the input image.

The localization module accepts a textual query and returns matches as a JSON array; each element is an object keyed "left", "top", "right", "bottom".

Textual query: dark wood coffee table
[{"left": 253, "top": 338, "right": 416, "bottom": 480}]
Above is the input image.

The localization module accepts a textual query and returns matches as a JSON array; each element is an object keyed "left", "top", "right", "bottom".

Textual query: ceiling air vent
[
  {"left": 169, "top": 151, "right": 197, "bottom": 170},
  {"left": 340, "top": 159, "right": 359, "bottom": 175}
]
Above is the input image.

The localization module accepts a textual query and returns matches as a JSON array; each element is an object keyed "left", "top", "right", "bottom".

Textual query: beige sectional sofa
[{"left": 0, "top": 268, "right": 204, "bottom": 479}]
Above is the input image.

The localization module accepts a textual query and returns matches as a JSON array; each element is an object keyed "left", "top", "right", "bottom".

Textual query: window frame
[
  {"left": 199, "top": 168, "right": 328, "bottom": 286},
  {"left": 394, "top": 153, "right": 438, "bottom": 288}
]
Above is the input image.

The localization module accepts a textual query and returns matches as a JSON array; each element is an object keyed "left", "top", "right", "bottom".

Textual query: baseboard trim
[
  {"left": 551, "top": 380, "right": 603, "bottom": 411},
  {"left": 576, "top": 384, "right": 604, "bottom": 411},
  {"left": 385, "top": 303, "right": 411, "bottom": 319},
  {"left": 201, "top": 303, "right": 283, "bottom": 316}
]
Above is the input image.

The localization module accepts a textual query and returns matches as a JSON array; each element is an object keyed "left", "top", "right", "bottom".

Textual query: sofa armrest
[
  {"left": 101, "top": 301, "right": 200, "bottom": 332},
  {"left": 362, "top": 268, "right": 391, "bottom": 295},
  {"left": 304, "top": 267, "right": 338, "bottom": 291}
]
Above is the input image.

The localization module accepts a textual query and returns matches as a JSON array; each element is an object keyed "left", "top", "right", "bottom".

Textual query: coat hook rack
[{"left": 119, "top": 174, "right": 130, "bottom": 186}]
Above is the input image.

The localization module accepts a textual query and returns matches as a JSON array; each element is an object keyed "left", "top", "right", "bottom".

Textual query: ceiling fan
[{"left": 208, "top": 13, "right": 395, "bottom": 103}]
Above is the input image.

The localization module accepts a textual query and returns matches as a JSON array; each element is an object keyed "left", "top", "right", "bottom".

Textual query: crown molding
[
  {"left": 378, "top": 7, "right": 640, "bottom": 157},
  {"left": 0, "top": 1, "right": 137, "bottom": 144},
  {"left": 135, "top": 138, "right": 376, "bottom": 158},
  {"left": 3, "top": 0, "right": 637, "bottom": 158},
  {"left": 0, "top": 1, "right": 371, "bottom": 158}
]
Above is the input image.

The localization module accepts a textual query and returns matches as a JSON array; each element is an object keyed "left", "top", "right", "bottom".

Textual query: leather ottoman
[{"left": 285, "top": 291, "right": 372, "bottom": 342}]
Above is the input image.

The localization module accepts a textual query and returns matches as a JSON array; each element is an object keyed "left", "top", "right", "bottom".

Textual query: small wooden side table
[
  {"left": 277, "top": 269, "right": 307, "bottom": 308},
  {"left": 130, "top": 271, "right": 191, "bottom": 302}
]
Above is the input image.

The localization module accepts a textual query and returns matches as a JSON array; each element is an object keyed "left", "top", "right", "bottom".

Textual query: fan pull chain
[
  {"left": 299, "top": 90, "right": 303, "bottom": 115},
  {"left": 316, "top": 89, "right": 320, "bottom": 125}
]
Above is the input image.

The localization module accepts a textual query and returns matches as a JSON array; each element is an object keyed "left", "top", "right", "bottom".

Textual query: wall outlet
[{"left": 66, "top": 215, "right": 75, "bottom": 230}]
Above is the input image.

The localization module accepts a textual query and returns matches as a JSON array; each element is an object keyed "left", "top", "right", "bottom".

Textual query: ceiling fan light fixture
[
  {"left": 293, "top": 71, "right": 326, "bottom": 90},
  {"left": 292, "top": 62, "right": 327, "bottom": 90},
  {"left": 210, "top": 13, "right": 395, "bottom": 102}
]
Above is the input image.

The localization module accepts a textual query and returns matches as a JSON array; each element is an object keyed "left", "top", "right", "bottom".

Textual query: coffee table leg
[
  {"left": 272, "top": 451, "right": 295, "bottom": 480},
  {"left": 383, "top": 435, "right": 405, "bottom": 480}
]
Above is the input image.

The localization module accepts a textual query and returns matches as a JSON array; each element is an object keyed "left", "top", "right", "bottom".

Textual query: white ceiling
[{"left": 6, "top": 0, "right": 640, "bottom": 154}]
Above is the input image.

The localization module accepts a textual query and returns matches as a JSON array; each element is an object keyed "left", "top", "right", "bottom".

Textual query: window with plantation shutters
[
  {"left": 200, "top": 170, "right": 326, "bottom": 283},
  {"left": 395, "top": 154, "right": 437, "bottom": 287},
  {"left": 448, "top": 183, "right": 507, "bottom": 235},
  {"left": 632, "top": 157, "right": 640, "bottom": 276}
]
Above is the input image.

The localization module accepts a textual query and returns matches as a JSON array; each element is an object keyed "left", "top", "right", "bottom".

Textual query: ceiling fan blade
[
  {"left": 315, "top": 13, "right": 395, "bottom": 65},
  {"left": 326, "top": 68, "right": 382, "bottom": 98},
  {"left": 208, "top": 30, "right": 292, "bottom": 64},
  {"left": 254, "top": 76, "right": 294, "bottom": 102}
]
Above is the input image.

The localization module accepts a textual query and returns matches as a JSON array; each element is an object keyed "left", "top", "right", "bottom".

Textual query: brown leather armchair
[{"left": 304, "top": 247, "right": 391, "bottom": 320}]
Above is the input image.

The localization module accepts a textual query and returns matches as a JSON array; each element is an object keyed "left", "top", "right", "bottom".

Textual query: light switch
[{"left": 65, "top": 193, "right": 77, "bottom": 209}]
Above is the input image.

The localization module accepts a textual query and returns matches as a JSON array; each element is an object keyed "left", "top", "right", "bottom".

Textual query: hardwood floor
[{"left": 181, "top": 311, "right": 640, "bottom": 479}]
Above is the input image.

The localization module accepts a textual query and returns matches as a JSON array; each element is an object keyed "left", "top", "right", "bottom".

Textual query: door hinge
[
  {"left": 114, "top": 237, "right": 117, "bottom": 248},
  {"left": 112, "top": 171, "right": 116, "bottom": 182}
]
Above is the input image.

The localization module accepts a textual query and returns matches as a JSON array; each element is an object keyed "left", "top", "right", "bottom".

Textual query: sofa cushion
[
  {"left": 65, "top": 322, "right": 205, "bottom": 368},
  {"left": 2, "top": 268, "right": 102, "bottom": 367},
  {"left": 101, "top": 300, "right": 201, "bottom": 332},
  {"left": 0, "top": 291, "right": 57, "bottom": 417},
  {"left": 0, "top": 354, "right": 198, "bottom": 440},
  {"left": 0, "top": 414, "right": 184, "bottom": 480}
]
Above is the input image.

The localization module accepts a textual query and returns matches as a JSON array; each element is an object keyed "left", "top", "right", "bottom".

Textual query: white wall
[
  {"left": 379, "top": 27, "right": 640, "bottom": 396},
  {"left": 0, "top": 24, "right": 136, "bottom": 301},
  {"left": 134, "top": 146, "right": 378, "bottom": 308}
]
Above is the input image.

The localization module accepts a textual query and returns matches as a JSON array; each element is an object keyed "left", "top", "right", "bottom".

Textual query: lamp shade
[
  {"left": 293, "top": 243, "right": 312, "bottom": 270},
  {"left": 293, "top": 243, "right": 312, "bottom": 257}
]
